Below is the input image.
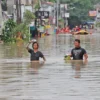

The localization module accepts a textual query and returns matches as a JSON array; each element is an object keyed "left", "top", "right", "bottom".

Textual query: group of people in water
[
  {"left": 56, "top": 24, "right": 94, "bottom": 34},
  {"left": 72, "top": 24, "right": 94, "bottom": 32},
  {"left": 26, "top": 39, "right": 88, "bottom": 63}
]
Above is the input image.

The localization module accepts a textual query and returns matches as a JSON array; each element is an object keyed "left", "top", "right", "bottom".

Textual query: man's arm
[
  {"left": 26, "top": 42, "right": 31, "bottom": 50},
  {"left": 84, "top": 53, "right": 88, "bottom": 60},
  {"left": 40, "top": 52, "right": 46, "bottom": 61},
  {"left": 69, "top": 49, "right": 73, "bottom": 57},
  {"left": 83, "top": 48, "right": 88, "bottom": 60},
  {"left": 43, "top": 56, "right": 46, "bottom": 62},
  {"left": 83, "top": 53, "right": 88, "bottom": 64}
]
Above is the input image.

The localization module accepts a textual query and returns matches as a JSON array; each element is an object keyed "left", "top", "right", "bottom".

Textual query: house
[
  {"left": 95, "top": 4, "right": 100, "bottom": 22},
  {"left": 7, "top": 0, "right": 34, "bottom": 13},
  {"left": 39, "top": 2, "right": 54, "bottom": 24},
  {"left": 40, "top": 2, "right": 54, "bottom": 15},
  {"left": 7, "top": 0, "right": 15, "bottom": 15},
  {"left": 7, "top": 0, "right": 34, "bottom": 21},
  {"left": 0, "top": 1, "right": 3, "bottom": 35}
]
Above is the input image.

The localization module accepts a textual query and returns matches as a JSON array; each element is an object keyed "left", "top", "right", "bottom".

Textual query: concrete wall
[
  {"left": 21, "top": 5, "right": 32, "bottom": 19},
  {"left": 7, "top": 0, "right": 33, "bottom": 15},
  {"left": 0, "top": 0, "right": 3, "bottom": 35},
  {"left": 95, "top": 4, "right": 100, "bottom": 23},
  {"left": 21, "top": 0, "right": 32, "bottom": 5},
  {"left": 7, "top": 0, "right": 14, "bottom": 14},
  {"left": 96, "top": 8, "right": 100, "bottom": 23}
]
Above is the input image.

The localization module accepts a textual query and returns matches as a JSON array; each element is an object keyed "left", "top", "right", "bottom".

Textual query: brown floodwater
[{"left": 0, "top": 33, "right": 100, "bottom": 100}]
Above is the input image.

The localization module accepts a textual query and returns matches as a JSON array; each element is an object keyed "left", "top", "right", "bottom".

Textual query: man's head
[
  {"left": 74, "top": 39, "right": 80, "bottom": 48},
  {"left": 32, "top": 42, "right": 39, "bottom": 49}
]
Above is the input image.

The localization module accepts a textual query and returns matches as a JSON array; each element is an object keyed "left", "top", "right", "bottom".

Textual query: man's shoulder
[
  {"left": 80, "top": 48, "right": 87, "bottom": 53},
  {"left": 30, "top": 49, "right": 33, "bottom": 51},
  {"left": 71, "top": 48, "right": 75, "bottom": 51},
  {"left": 80, "top": 47, "right": 86, "bottom": 51},
  {"left": 29, "top": 49, "right": 34, "bottom": 52},
  {"left": 28, "top": 48, "right": 33, "bottom": 53},
  {"left": 37, "top": 51, "right": 42, "bottom": 54},
  {"left": 71, "top": 47, "right": 86, "bottom": 50}
]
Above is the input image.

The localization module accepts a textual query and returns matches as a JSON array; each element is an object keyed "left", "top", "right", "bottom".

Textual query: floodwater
[{"left": 0, "top": 33, "right": 100, "bottom": 100}]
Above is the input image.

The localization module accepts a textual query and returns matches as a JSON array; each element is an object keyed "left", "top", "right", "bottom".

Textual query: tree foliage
[
  {"left": 23, "top": 10, "right": 35, "bottom": 25},
  {"left": 34, "top": 0, "right": 40, "bottom": 10},
  {"left": 12, "top": 10, "right": 35, "bottom": 41},
  {"left": 96, "top": 22, "right": 100, "bottom": 27},
  {"left": 1, "top": 19, "right": 16, "bottom": 43},
  {"left": 1, "top": 10, "right": 35, "bottom": 43},
  {"left": 47, "top": 0, "right": 100, "bottom": 25}
]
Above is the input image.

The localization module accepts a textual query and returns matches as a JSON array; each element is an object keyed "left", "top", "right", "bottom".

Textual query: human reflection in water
[
  {"left": 71, "top": 60, "right": 87, "bottom": 78},
  {"left": 16, "top": 39, "right": 24, "bottom": 57},
  {"left": 28, "top": 61, "right": 45, "bottom": 74}
]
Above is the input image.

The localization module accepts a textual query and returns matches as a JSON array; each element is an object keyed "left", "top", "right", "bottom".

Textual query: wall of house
[
  {"left": 7, "top": 0, "right": 14, "bottom": 14},
  {"left": 40, "top": 4, "right": 54, "bottom": 17},
  {"left": 21, "top": 5, "right": 32, "bottom": 19},
  {"left": 7, "top": 0, "right": 33, "bottom": 15},
  {"left": 96, "top": 7, "right": 100, "bottom": 23},
  {"left": 0, "top": 1, "right": 3, "bottom": 35},
  {"left": 21, "top": 0, "right": 32, "bottom": 5}
]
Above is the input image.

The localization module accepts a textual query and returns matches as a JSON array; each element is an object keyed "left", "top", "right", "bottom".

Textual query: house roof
[{"left": 41, "top": 2, "right": 54, "bottom": 6}]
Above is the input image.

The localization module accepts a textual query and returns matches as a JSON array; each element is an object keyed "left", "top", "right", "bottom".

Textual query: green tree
[
  {"left": 1, "top": 19, "right": 16, "bottom": 43},
  {"left": 70, "top": 0, "right": 93, "bottom": 22},
  {"left": 2, "top": 10, "right": 35, "bottom": 43},
  {"left": 49, "top": 0, "right": 100, "bottom": 25},
  {"left": 12, "top": 10, "right": 35, "bottom": 41},
  {"left": 48, "top": 0, "right": 56, "bottom": 3},
  {"left": 34, "top": 0, "right": 41, "bottom": 10},
  {"left": 23, "top": 10, "right": 35, "bottom": 25}
]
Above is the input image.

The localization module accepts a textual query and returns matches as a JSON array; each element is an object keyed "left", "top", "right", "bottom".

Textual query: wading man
[
  {"left": 71, "top": 39, "right": 88, "bottom": 61},
  {"left": 26, "top": 41, "right": 46, "bottom": 61}
]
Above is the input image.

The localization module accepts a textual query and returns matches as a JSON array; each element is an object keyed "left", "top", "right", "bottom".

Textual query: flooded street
[{"left": 0, "top": 33, "right": 100, "bottom": 100}]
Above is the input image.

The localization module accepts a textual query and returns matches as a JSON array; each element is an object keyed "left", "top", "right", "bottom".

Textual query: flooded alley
[{"left": 0, "top": 33, "right": 100, "bottom": 100}]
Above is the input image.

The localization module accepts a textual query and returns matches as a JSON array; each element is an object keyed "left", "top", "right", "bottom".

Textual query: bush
[
  {"left": 12, "top": 23, "right": 30, "bottom": 41},
  {"left": 24, "top": 10, "right": 35, "bottom": 25},
  {"left": 1, "top": 19, "right": 16, "bottom": 43},
  {"left": 96, "top": 22, "right": 100, "bottom": 27},
  {"left": 1, "top": 10, "right": 35, "bottom": 43}
]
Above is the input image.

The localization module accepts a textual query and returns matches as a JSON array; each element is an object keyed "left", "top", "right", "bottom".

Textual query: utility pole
[
  {"left": 64, "top": 4, "right": 66, "bottom": 28},
  {"left": 16, "top": 0, "right": 19, "bottom": 23},
  {"left": 19, "top": 0, "right": 21, "bottom": 23},
  {"left": 16, "top": 0, "right": 21, "bottom": 23},
  {"left": 56, "top": 0, "right": 59, "bottom": 29},
  {"left": 0, "top": 0, "right": 3, "bottom": 35},
  {"left": 31, "top": 0, "right": 34, "bottom": 12}
]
